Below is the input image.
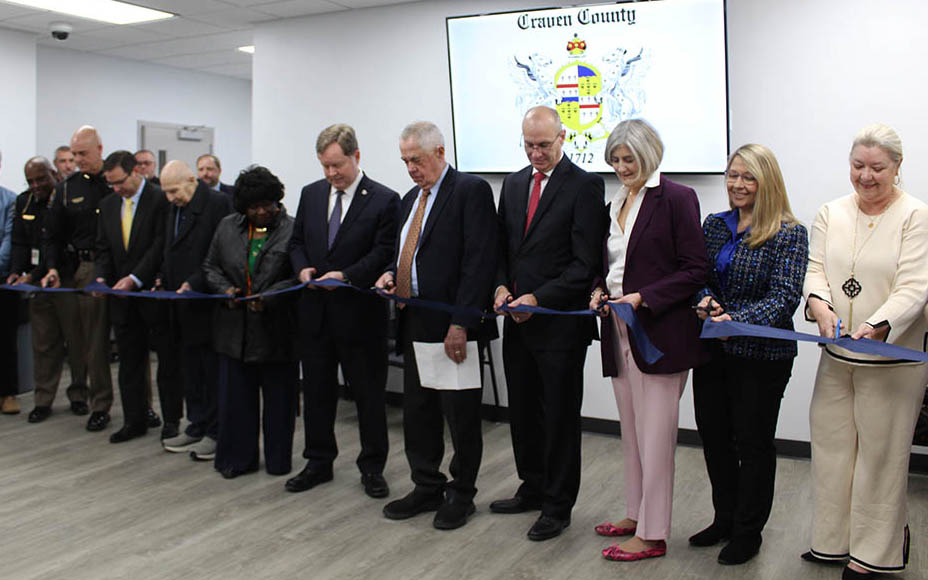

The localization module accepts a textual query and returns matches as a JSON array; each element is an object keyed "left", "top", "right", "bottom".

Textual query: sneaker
[
  {"left": 1, "top": 396, "right": 21, "bottom": 415},
  {"left": 189, "top": 436, "right": 217, "bottom": 461},
  {"left": 163, "top": 432, "right": 202, "bottom": 453}
]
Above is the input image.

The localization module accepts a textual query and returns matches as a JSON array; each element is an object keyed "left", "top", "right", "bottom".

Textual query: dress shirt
[
  {"left": 605, "top": 171, "right": 661, "bottom": 297},
  {"left": 527, "top": 154, "right": 562, "bottom": 200},
  {"left": 328, "top": 170, "right": 363, "bottom": 222},
  {"left": 398, "top": 163, "right": 449, "bottom": 296},
  {"left": 123, "top": 179, "right": 144, "bottom": 288}
]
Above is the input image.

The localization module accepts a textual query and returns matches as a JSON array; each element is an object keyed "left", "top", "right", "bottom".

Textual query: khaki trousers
[
  {"left": 68, "top": 261, "right": 114, "bottom": 413},
  {"left": 809, "top": 352, "right": 926, "bottom": 573},
  {"left": 30, "top": 292, "right": 87, "bottom": 407}
]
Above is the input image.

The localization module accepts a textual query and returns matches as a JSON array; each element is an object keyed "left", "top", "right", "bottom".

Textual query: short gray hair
[
  {"left": 604, "top": 119, "right": 664, "bottom": 181},
  {"left": 851, "top": 123, "right": 903, "bottom": 164},
  {"left": 400, "top": 121, "right": 444, "bottom": 151},
  {"left": 316, "top": 123, "right": 358, "bottom": 156}
]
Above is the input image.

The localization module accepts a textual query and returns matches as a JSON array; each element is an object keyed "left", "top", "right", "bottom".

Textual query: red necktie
[{"left": 524, "top": 172, "right": 545, "bottom": 235}]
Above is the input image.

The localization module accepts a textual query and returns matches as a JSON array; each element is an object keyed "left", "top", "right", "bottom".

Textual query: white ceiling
[{"left": 0, "top": 0, "right": 414, "bottom": 80}]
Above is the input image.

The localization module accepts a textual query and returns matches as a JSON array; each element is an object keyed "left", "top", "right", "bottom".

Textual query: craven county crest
[{"left": 512, "top": 33, "right": 647, "bottom": 157}]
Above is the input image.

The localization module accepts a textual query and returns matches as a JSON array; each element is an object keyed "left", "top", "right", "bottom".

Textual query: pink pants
[{"left": 610, "top": 314, "right": 687, "bottom": 540}]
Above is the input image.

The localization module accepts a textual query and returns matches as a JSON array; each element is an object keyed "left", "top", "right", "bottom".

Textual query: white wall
[
  {"left": 0, "top": 28, "right": 36, "bottom": 192},
  {"left": 253, "top": 0, "right": 928, "bottom": 444},
  {"left": 36, "top": 46, "right": 252, "bottom": 184}
]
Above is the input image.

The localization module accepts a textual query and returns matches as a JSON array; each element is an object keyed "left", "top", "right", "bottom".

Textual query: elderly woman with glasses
[{"left": 590, "top": 119, "right": 709, "bottom": 562}]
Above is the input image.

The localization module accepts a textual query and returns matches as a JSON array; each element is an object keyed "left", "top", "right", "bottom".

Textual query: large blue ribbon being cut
[{"left": 701, "top": 318, "right": 928, "bottom": 363}]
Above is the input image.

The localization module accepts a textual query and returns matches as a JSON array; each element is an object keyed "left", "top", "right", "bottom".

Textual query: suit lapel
[
  {"left": 330, "top": 175, "right": 373, "bottom": 252},
  {"left": 311, "top": 182, "right": 330, "bottom": 253},
  {"left": 510, "top": 166, "right": 532, "bottom": 240},
  {"left": 127, "top": 185, "right": 153, "bottom": 253},
  {"left": 171, "top": 186, "right": 206, "bottom": 248},
  {"left": 110, "top": 195, "right": 127, "bottom": 260},
  {"left": 419, "top": 165, "right": 455, "bottom": 247},
  {"left": 625, "top": 177, "right": 664, "bottom": 260}
]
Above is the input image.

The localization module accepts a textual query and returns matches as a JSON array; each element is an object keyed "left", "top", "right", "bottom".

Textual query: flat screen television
[{"left": 446, "top": 0, "right": 728, "bottom": 173}]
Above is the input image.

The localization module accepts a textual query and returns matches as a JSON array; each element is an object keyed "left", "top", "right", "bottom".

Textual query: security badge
[{"left": 31, "top": 248, "right": 40, "bottom": 266}]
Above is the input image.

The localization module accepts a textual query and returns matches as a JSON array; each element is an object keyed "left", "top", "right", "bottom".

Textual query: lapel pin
[{"left": 361, "top": 189, "right": 368, "bottom": 196}]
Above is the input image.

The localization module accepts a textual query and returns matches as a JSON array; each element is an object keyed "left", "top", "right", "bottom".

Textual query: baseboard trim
[{"left": 383, "top": 392, "right": 928, "bottom": 474}]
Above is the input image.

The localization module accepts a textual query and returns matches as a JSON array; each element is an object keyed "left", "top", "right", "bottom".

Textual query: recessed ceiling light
[
  {"left": 3, "top": 0, "right": 173, "bottom": 25},
  {"left": 238, "top": 45, "right": 255, "bottom": 54}
]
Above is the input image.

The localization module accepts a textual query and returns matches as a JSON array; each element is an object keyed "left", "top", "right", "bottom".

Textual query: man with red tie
[{"left": 491, "top": 106, "right": 606, "bottom": 541}]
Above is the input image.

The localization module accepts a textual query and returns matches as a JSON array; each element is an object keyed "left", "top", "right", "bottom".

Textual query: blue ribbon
[
  {"left": 701, "top": 319, "right": 928, "bottom": 363},
  {"left": 2, "top": 278, "right": 664, "bottom": 364}
]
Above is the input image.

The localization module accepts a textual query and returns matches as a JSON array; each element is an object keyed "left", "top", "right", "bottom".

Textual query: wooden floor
[{"left": 1, "top": 369, "right": 926, "bottom": 580}]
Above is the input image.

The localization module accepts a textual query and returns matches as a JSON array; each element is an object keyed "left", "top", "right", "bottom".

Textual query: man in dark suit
[
  {"left": 134, "top": 149, "right": 160, "bottom": 186},
  {"left": 375, "top": 121, "right": 497, "bottom": 531},
  {"left": 491, "top": 106, "right": 607, "bottom": 540},
  {"left": 95, "top": 150, "right": 176, "bottom": 443},
  {"left": 196, "top": 154, "right": 235, "bottom": 195},
  {"left": 285, "top": 124, "right": 399, "bottom": 498},
  {"left": 159, "top": 160, "right": 233, "bottom": 459}
]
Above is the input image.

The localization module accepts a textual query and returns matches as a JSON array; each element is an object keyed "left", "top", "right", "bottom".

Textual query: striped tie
[{"left": 395, "top": 189, "right": 430, "bottom": 305}]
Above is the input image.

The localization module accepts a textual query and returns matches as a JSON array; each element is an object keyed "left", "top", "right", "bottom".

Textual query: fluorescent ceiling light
[
  {"left": 238, "top": 45, "right": 255, "bottom": 54},
  {"left": 3, "top": 0, "right": 173, "bottom": 25}
]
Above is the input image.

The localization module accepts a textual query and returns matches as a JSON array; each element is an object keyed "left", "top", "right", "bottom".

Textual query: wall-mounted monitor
[{"left": 446, "top": 0, "right": 728, "bottom": 174}]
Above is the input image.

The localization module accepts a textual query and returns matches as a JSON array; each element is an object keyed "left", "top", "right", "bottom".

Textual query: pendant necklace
[{"left": 843, "top": 195, "right": 893, "bottom": 320}]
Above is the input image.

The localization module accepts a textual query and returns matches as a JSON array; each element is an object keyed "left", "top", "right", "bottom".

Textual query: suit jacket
[
  {"left": 95, "top": 180, "right": 168, "bottom": 324},
  {"left": 496, "top": 155, "right": 606, "bottom": 350},
  {"left": 288, "top": 174, "right": 399, "bottom": 342},
  {"left": 598, "top": 175, "right": 709, "bottom": 375},
  {"left": 219, "top": 182, "right": 235, "bottom": 196},
  {"left": 161, "top": 183, "right": 233, "bottom": 346},
  {"left": 392, "top": 166, "right": 498, "bottom": 343}
]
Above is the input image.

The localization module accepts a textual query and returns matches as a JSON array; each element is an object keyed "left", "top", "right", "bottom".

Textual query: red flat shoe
[
  {"left": 594, "top": 522, "right": 637, "bottom": 537},
  {"left": 602, "top": 540, "right": 667, "bottom": 561}
]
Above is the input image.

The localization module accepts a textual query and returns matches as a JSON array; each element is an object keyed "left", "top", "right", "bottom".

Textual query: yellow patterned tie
[
  {"left": 395, "top": 189, "right": 430, "bottom": 305},
  {"left": 122, "top": 198, "right": 133, "bottom": 249}
]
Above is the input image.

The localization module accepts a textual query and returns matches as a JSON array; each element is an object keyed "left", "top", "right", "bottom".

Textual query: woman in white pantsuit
[{"left": 803, "top": 123, "right": 928, "bottom": 580}]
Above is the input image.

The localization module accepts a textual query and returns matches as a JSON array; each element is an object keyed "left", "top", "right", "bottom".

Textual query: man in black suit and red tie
[
  {"left": 491, "top": 106, "right": 607, "bottom": 540},
  {"left": 95, "top": 150, "right": 176, "bottom": 443},
  {"left": 375, "top": 121, "right": 497, "bottom": 531},
  {"left": 285, "top": 124, "right": 400, "bottom": 499}
]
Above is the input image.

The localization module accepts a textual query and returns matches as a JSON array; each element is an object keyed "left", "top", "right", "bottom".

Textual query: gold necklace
[{"left": 842, "top": 195, "right": 896, "bottom": 317}]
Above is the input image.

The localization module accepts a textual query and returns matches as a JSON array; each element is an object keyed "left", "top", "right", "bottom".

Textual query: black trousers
[
  {"left": 215, "top": 355, "right": 298, "bottom": 475},
  {"left": 401, "top": 315, "right": 483, "bottom": 503},
  {"left": 692, "top": 349, "right": 793, "bottom": 540},
  {"left": 180, "top": 344, "right": 219, "bottom": 439},
  {"left": 112, "top": 298, "right": 179, "bottom": 427},
  {"left": 0, "top": 289, "right": 19, "bottom": 397},
  {"left": 502, "top": 326, "right": 586, "bottom": 520},
  {"left": 301, "top": 333, "right": 388, "bottom": 475}
]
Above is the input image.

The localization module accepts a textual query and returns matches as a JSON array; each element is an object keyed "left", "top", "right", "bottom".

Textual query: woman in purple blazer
[{"left": 590, "top": 119, "right": 709, "bottom": 562}]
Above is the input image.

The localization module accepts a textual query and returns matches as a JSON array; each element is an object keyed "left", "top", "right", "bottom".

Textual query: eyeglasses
[
  {"left": 106, "top": 174, "right": 131, "bottom": 188},
  {"left": 726, "top": 172, "right": 757, "bottom": 185},
  {"left": 523, "top": 138, "right": 559, "bottom": 152}
]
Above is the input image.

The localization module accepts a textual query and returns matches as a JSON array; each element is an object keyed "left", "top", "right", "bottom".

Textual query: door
[{"left": 138, "top": 121, "right": 215, "bottom": 178}]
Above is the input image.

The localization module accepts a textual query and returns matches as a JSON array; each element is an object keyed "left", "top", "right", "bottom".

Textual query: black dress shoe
[
  {"left": 842, "top": 566, "right": 882, "bottom": 579},
  {"left": 70, "top": 401, "right": 89, "bottom": 416},
  {"left": 219, "top": 466, "right": 259, "bottom": 480},
  {"left": 160, "top": 422, "right": 179, "bottom": 440},
  {"left": 489, "top": 496, "right": 543, "bottom": 514},
  {"left": 801, "top": 551, "right": 847, "bottom": 565},
  {"left": 433, "top": 500, "right": 476, "bottom": 530},
  {"left": 109, "top": 424, "right": 147, "bottom": 443},
  {"left": 361, "top": 473, "right": 389, "bottom": 498},
  {"left": 27, "top": 406, "right": 52, "bottom": 423},
  {"left": 383, "top": 490, "right": 443, "bottom": 520},
  {"left": 86, "top": 411, "right": 110, "bottom": 432},
  {"left": 527, "top": 514, "right": 570, "bottom": 541},
  {"left": 718, "top": 535, "right": 762, "bottom": 565},
  {"left": 689, "top": 523, "right": 731, "bottom": 547},
  {"left": 145, "top": 408, "right": 162, "bottom": 428},
  {"left": 284, "top": 466, "right": 333, "bottom": 492}
]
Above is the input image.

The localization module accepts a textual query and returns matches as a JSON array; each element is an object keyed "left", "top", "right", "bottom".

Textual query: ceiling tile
[
  {"left": 330, "top": 0, "right": 415, "bottom": 7},
  {"left": 36, "top": 33, "right": 129, "bottom": 52},
  {"left": 0, "top": 4, "right": 35, "bottom": 19},
  {"left": 185, "top": 6, "right": 277, "bottom": 28},
  {"left": 99, "top": 29, "right": 253, "bottom": 58},
  {"left": 254, "top": 0, "right": 345, "bottom": 18},
  {"left": 154, "top": 49, "right": 251, "bottom": 68},
  {"left": 0, "top": 12, "right": 113, "bottom": 33},
  {"left": 132, "top": 16, "right": 229, "bottom": 38},
  {"left": 127, "top": 0, "right": 230, "bottom": 15}
]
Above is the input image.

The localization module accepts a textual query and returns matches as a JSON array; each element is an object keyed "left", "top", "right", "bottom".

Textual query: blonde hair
[
  {"left": 729, "top": 144, "right": 798, "bottom": 248},
  {"left": 604, "top": 119, "right": 663, "bottom": 182},
  {"left": 851, "top": 123, "right": 903, "bottom": 164}
]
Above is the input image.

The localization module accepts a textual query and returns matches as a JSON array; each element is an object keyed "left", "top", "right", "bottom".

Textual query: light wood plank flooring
[{"left": 1, "top": 368, "right": 926, "bottom": 580}]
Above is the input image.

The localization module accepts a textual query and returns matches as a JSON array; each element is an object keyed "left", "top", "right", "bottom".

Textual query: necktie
[
  {"left": 328, "top": 190, "right": 345, "bottom": 249},
  {"left": 174, "top": 206, "right": 185, "bottom": 239},
  {"left": 395, "top": 189, "right": 431, "bottom": 303},
  {"left": 122, "top": 198, "right": 133, "bottom": 249},
  {"left": 524, "top": 172, "right": 545, "bottom": 235}
]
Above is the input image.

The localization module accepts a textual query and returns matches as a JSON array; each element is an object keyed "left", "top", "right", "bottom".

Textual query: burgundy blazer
[{"left": 599, "top": 175, "right": 709, "bottom": 375}]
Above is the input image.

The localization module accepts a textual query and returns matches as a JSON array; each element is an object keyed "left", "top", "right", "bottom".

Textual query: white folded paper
[{"left": 412, "top": 341, "right": 481, "bottom": 390}]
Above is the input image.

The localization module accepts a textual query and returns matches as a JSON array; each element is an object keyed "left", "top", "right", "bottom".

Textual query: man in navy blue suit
[
  {"left": 375, "top": 121, "right": 497, "bottom": 531},
  {"left": 286, "top": 124, "right": 400, "bottom": 499}
]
